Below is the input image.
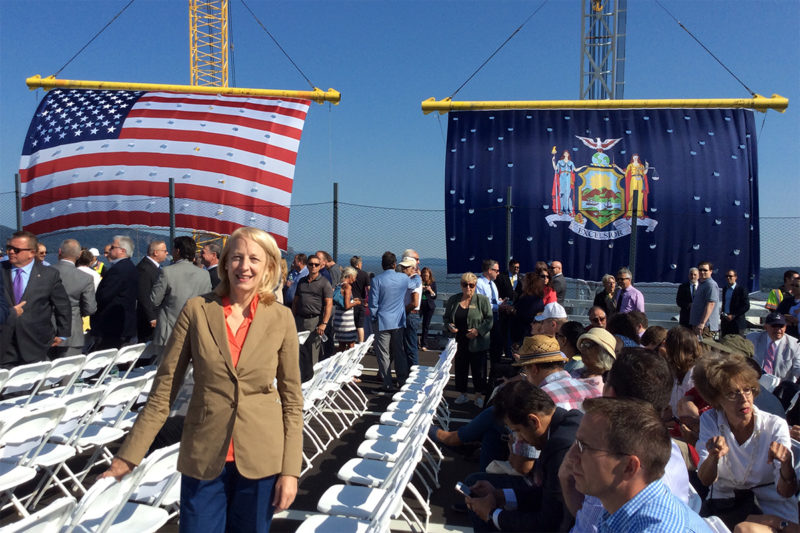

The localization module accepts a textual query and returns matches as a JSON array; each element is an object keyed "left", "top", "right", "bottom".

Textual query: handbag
[{"left": 332, "top": 284, "right": 345, "bottom": 308}]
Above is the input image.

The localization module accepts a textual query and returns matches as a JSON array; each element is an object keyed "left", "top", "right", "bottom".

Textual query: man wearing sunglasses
[
  {"left": 2, "top": 230, "right": 71, "bottom": 366},
  {"left": 746, "top": 312, "right": 800, "bottom": 383},
  {"left": 293, "top": 254, "right": 332, "bottom": 382},
  {"left": 690, "top": 261, "right": 720, "bottom": 338}
]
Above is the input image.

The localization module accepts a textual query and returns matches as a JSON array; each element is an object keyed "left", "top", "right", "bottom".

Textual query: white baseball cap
[{"left": 534, "top": 302, "right": 568, "bottom": 321}]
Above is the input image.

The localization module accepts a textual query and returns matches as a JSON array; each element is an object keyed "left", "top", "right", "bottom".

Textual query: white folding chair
[
  {"left": 0, "top": 355, "right": 87, "bottom": 412},
  {"left": 0, "top": 496, "right": 76, "bottom": 533},
  {"left": 759, "top": 373, "right": 781, "bottom": 393},
  {"left": 128, "top": 443, "right": 180, "bottom": 512},
  {"left": 76, "top": 348, "right": 120, "bottom": 388},
  {"left": 107, "top": 343, "right": 147, "bottom": 381},
  {"left": 0, "top": 361, "right": 52, "bottom": 400},
  {"left": 0, "top": 406, "right": 67, "bottom": 515}
]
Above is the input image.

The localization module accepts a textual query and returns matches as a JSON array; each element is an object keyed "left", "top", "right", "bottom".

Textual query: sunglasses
[
  {"left": 461, "top": 282, "right": 476, "bottom": 288},
  {"left": 307, "top": 262, "right": 321, "bottom": 267},
  {"left": 6, "top": 245, "right": 33, "bottom": 254}
]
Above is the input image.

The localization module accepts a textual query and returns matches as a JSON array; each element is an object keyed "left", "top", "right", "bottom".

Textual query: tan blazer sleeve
[
  {"left": 116, "top": 298, "right": 194, "bottom": 466},
  {"left": 275, "top": 305, "right": 303, "bottom": 476}
]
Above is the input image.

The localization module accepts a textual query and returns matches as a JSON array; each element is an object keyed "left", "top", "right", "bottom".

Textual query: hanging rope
[
  {"left": 239, "top": 0, "right": 316, "bottom": 89},
  {"left": 53, "top": 0, "right": 137, "bottom": 77},
  {"left": 449, "top": 0, "right": 550, "bottom": 99},
  {"left": 654, "top": 0, "right": 756, "bottom": 97},
  {"left": 229, "top": 0, "right": 237, "bottom": 87}
]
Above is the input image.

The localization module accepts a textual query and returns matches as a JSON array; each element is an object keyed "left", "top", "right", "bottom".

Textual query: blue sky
[{"left": 0, "top": 0, "right": 797, "bottom": 264}]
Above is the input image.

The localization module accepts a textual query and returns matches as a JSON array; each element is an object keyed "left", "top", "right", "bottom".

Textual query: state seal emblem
[{"left": 545, "top": 136, "right": 658, "bottom": 240}]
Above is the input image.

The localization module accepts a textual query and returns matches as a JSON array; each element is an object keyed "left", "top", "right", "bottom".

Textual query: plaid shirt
[{"left": 541, "top": 370, "right": 601, "bottom": 411}]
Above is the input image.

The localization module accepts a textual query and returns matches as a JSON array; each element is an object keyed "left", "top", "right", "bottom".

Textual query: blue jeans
[
  {"left": 180, "top": 462, "right": 277, "bottom": 533},
  {"left": 456, "top": 406, "right": 509, "bottom": 470},
  {"left": 404, "top": 312, "right": 421, "bottom": 368}
]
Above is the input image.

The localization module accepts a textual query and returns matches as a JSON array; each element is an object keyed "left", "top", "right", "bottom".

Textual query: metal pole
[
  {"left": 169, "top": 178, "right": 176, "bottom": 248},
  {"left": 332, "top": 182, "right": 339, "bottom": 262},
  {"left": 14, "top": 173, "right": 22, "bottom": 230},
  {"left": 628, "top": 190, "right": 639, "bottom": 280},
  {"left": 505, "top": 186, "right": 513, "bottom": 267}
]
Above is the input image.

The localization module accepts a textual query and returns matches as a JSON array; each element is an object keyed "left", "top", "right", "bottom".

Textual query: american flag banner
[{"left": 19, "top": 89, "right": 311, "bottom": 250}]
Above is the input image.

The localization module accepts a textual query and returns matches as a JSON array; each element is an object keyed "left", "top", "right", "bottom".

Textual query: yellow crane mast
[{"left": 190, "top": 0, "right": 229, "bottom": 87}]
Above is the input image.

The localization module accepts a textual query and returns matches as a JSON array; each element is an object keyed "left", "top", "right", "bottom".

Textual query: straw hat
[
  {"left": 513, "top": 335, "right": 567, "bottom": 366},
  {"left": 577, "top": 328, "right": 617, "bottom": 360}
]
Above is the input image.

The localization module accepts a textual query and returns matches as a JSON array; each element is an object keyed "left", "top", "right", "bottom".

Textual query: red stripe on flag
[
  {"left": 21, "top": 181, "right": 168, "bottom": 209},
  {"left": 24, "top": 211, "right": 288, "bottom": 250},
  {"left": 136, "top": 94, "right": 310, "bottom": 120},
  {"left": 126, "top": 108, "right": 304, "bottom": 140},
  {"left": 175, "top": 184, "right": 290, "bottom": 221},
  {"left": 20, "top": 152, "right": 294, "bottom": 192},
  {"left": 119, "top": 128, "right": 298, "bottom": 165}
]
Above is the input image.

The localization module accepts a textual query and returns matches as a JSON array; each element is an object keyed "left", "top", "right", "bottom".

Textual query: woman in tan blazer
[{"left": 101, "top": 227, "right": 303, "bottom": 532}]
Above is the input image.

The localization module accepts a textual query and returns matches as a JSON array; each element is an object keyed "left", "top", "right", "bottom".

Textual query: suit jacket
[
  {"left": 207, "top": 265, "right": 220, "bottom": 290},
  {"left": 747, "top": 331, "right": 800, "bottom": 383},
  {"left": 496, "top": 273, "right": 518, "bottom": 302},
  {"left": 116, "top": 294, "right": 303, "bottom": 480},
  {"left": 2, "top": 261, "right": 71, "bottom": 364},
  {"left": 593, "top": 288, "right": 618, "bottom": 317},
  {"left": 51, "top": 260, "right": 96, "bottom": 348},
  {"left": 676, "top": 281, "right": 694, "bottom": 327},
  {"left": 550, "top": 273, "right": 566, "bottom": 304},
  {"left": 92, "top": 257, "right": 138, "bottom": 341},
  {"left": 151, "top": 260, "right": 212, "bottom": 346},
  {"left": 497, "top": 408, "right": 582, "bottom": 531},
  {"left": 442, "top": 293, "right": 493, "bottom": 353},
  {"left": 0, "top": 274, "right": 8, "bottom": 327},
  {"left": 721, "top": 283, "right": 750, "bottom": 333},
  {"left": 136, "top": 257, "right": 161, "bottom": 342}
]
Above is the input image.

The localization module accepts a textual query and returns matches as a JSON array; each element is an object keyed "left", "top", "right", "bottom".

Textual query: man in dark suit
[
  {"left": 721, "top": 269, "right": 750, "bottom": 335},
  {"left": 676, "top": 267, "right": 698, "bottom": 328},
  {"left": 200, "top": 243, "right": 221, "bottom": 289},
  {"left": 2, "top": 230, "right": 71, "bottom": 367},
  {"left": 92, "top": 235, "right": 138, "bottom": 350},
  {"left": 50, "top": 239, "right": 96, "bottom": 357},
  {"left": 496, "top": 260, "right": 520, "bottom": 303},
  {"left": 136, "top": 240, "right": 167, "bottom": 343},
  {"left": 549, "top": 260, "right": 567, "bottom": 304}
]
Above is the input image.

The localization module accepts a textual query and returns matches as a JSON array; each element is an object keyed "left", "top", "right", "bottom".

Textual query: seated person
[
  {"left": 694, "top": 351, "right": 798, "bottom": 529},
  {"left": 463, "top": 380, "right": 581, "bottom": 532},
  {"left": 561, "top": 348, "right": 693, "bottom": 532},
  {"left": 746, "top": 312, "right": 800, "bottom": 383},
  {"left": 563, "top": 397, "right": 711, "bottom": 532}
]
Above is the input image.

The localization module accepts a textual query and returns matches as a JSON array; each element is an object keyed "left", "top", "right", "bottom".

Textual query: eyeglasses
[
  {"left": 108, "top": 245, "right": 120, "bottom": 251},
  {"left": 615, "top": 277, "right": 630, "bottom": 282},
  {"left": 489, "top": 268, "right": 499, "bottom": 272},
  {"left": 574, "top": 438, "right": 625, "bottom": 456},
  {"left": 461, "top": 282, "right": 476, "bottom": 288},
  {"left": 307, "top": 262, "right": 321, "bottom": 267},
  {"left": 6, "top": 245, "right": 33, "bottom": 254},
  {"left": 723, "top": 388, "right": 756, "bottom": 401}
]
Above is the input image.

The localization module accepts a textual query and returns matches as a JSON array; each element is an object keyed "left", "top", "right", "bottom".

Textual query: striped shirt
[{"left": 598, "top": 480, "right": 711, "bottom": 533}]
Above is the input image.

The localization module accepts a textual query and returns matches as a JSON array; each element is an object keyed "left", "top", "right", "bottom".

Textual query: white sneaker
[
  {"left": 454, "top": 393, "right": 469, "bottom": 405},
  {"left": 474, "top": 397, "right": 484, "bottom": 409}
]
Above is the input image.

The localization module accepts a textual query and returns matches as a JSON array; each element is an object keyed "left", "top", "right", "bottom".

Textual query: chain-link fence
[{"left": 0, "top": 189, "right": 796, "bottom": 294}]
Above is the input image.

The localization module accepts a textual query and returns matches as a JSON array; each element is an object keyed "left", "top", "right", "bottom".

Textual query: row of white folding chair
[
  {"left": 27, "top": 375, "right": 151, "bottom": 509},
  {"left": 299, "top": 411, "right": 431, "bottom": 532},
  {"left": 0, "top": 443, "right": 176, "bottom": 533},
  {"left": 299, "top": 349, "right": 452, "bottom": 532},
  {"left": 300, "top": 338, "right": 373, "bottom": 475}
]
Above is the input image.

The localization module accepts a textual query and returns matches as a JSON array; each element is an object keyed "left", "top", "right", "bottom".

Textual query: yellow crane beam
[
  {"left": 421, "top": 94, "right": 788, "bottom": 114},
  {"left": 26, "top": 75, "right": 341, "bottom": 104},
  {"left": 190, "top": 0, "right": 229, "bottom": 87}
]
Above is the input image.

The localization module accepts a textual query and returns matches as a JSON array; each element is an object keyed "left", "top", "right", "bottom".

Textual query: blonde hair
[
  {"left": 461, "top": 272, "right": 477, "bottom": 284},
  {"left": 215, "top": 227, "right": 281, "bottom": 304},
  {"left": 342, "top": 266, "right": 357, "bottom": 280}
]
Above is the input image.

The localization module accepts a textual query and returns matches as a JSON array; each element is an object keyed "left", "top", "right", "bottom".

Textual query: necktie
[
  {"left": 616, "top": 289, "right": 625, "bottom": 311},
  {"left": 691, "top": 284, "right": 695, "bottom": 298},
  {"left": 763, "top": 342, "right": 777, "bottom": 375},
  {"left": 12, "top": 268, "right": 24, "bottom": 304}
]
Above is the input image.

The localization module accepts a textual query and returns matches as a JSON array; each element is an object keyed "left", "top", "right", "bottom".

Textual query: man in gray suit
[
  {"left": 50, "top": 239, "right": 96, "bottom": 357},
  {"left": 151, "top": 236, "right": 211, "bottom": 350},
  {"left": 747, "top": 312, "right": 800, "bottom": 383}
]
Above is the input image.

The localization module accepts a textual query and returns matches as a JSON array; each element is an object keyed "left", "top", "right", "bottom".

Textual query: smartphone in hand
[{"left": 455, "top": 481, "right": 471, "bottom": 497}]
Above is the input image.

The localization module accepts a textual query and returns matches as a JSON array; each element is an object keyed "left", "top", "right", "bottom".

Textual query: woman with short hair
[
  {"left": 334, "top": 266, "right": 360, "bottom": 351},
  {"left": 694, "top": 352, "right": 798, "bottom": 529},
  {"left": 443, "top": 272, "right": 493, "bottom": 407}
]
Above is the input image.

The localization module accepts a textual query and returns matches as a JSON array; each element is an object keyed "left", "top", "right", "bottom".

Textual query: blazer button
[{"left": 230, "top": 401, "right": 237, "bottom": 408}]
